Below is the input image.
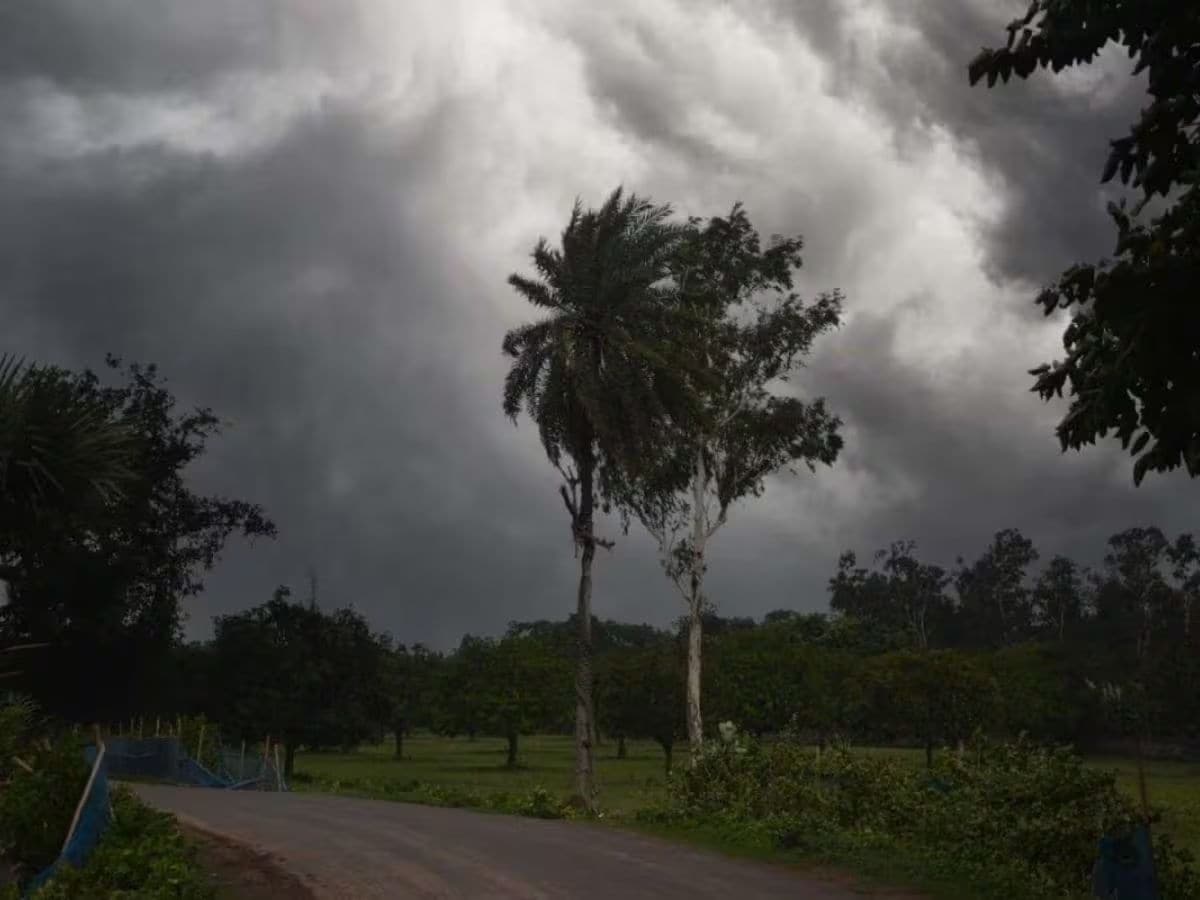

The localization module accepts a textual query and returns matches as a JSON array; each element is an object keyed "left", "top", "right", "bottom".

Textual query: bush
[
  {"left": 0, "top": 696, "right": 40, "bottom": 782},
  {"left": 31, "top": 787, "right": 213, "bottom": 899},
  {"left": 0, "top": 735, "right": 89, "bottom": 876},
  {"left": 503, "top": 787, "right": 572, "bottom": 820},
  {"left": 643, "top": 728, "right": 1199, "bottom": 898},
  {"left": 299, "top": 771, "right": 576, "bottom": 820}
]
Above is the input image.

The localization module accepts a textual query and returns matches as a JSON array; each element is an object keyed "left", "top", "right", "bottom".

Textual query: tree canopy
[
  {"left": 211, "top": 586, "right": 388, "bottom": 777},
  {"left": 0, "top": 355, "right": 274, "bottom": 721},
  {"left": 969, "top": 1, "right": 1200, "bottom": 483}
]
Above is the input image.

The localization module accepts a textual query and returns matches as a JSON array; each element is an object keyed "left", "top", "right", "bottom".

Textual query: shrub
[
  {"left": 644, "top": 729, "right": 1199, "bottom": 898},
  {"left": 506, "top": 787, "right": 572, "bottom": 820},
  {"left": 31, "top": 787, "right": 213, "bottom": 899},
  {"left": 0, "top": 735, "right": 89, "bottom": 877},
  {"left": 0, "top": 695, "right": 40, "bottom": 781}
]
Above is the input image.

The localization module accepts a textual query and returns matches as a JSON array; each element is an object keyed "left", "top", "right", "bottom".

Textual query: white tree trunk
[{"left": 686, "top": 447, "right": 707, "bottom": 760}]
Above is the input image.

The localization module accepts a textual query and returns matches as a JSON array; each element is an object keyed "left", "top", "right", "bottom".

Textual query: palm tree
[
  {"left": 0, "top": 354, "right": 136, "bottom": 569},
  {"left": 502, "top": 188, "right": 695, "bottom": 810}
]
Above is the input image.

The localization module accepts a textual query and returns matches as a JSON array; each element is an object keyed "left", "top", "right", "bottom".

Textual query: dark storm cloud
[
  {"left": 3, "top": 0, "right": 1195, "bottom": 652},
  {"left": 799, "top": 308, "right": 1193, "bottom": 572},
  {"left": 0, "top": 79, "right": 587, "bottom": 648},
  {"left": 0, "top": 1, "right": 356, "bottom": 93},
  {"left": 572, "top": 0, "right": 1147, "bottom": 289},
  {"left": 774, "top": 0, "right": 1148, "bottom": 289}
]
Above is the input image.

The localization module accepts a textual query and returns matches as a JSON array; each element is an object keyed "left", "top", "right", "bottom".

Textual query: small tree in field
[
  {"left": 596, "top": 642, "right": 685, "bottom": 773},
  {"left": 475, "top": 635, "right": 571, "bottom": 768},
  {"left": 627, "top": 204, "right": 843, "bottom": 759},
  {"left": 385, "top": 643, "right": 441, "bottom": 760},
  {"left": 866, "top": 649, "right": 997, "bottom": 767},
  {"left": 502, "top": 188, "right": 696, "bottom": 808},
  {"left": 212, "top": 586, "right": 388, "bottom": 778}
]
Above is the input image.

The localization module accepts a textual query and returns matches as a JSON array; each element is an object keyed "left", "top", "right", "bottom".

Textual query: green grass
[
  {"left": 295, "top": 734, "right": 1200, "bottom": 872},
  {"left": 1101, "top": 755, "right": 1200, "bottom": 861},
  {"left": 295, "top": 733, "right": 670, "bottom": 814}
]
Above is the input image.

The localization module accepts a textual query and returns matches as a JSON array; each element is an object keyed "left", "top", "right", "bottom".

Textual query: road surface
[{"left": 134, "top": 784, "right": 886, "bottom": 899}]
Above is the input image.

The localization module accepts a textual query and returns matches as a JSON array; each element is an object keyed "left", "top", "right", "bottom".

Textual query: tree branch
[
  {"left": 558, "top": 483, "right": 579, "bottom": 525},
  {"left": 705, "top": 505, "right": 728, "bottom": 542}
]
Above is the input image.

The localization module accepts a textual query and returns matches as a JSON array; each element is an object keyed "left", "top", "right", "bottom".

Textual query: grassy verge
[
  {"left": 295, "top": 733, "right": 667, "bottom": 814},
  {"left": 22, "top": 787, "right": 214, "bottom": 899},
  {"left": 295, "top": 733, "right": 1200, "bottom": 860}
]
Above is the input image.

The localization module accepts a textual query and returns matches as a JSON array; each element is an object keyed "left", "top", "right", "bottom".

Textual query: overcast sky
[{"left": 2, "top": 1, "right": 1191, "bottom": 648}]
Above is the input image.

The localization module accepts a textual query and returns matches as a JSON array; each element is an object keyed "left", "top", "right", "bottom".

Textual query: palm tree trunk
[{"left": 573, "top": 463, "right": 598, "bottom": 812}]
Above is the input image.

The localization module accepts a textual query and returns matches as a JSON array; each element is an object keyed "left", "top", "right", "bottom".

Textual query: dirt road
[{"left": 134, "top": 785, "right": 877, "bottom": 899}]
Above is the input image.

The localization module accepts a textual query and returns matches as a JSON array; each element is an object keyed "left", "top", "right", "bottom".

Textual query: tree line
[
  {"left": 1, "top": 350, "right": 1195, "bottom": 789},
  {"left": 139, "top": 520, "right": 1197, "bottom": 781}
]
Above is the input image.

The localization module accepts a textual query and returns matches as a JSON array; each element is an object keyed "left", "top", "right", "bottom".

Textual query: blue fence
[
  {"left": 25, "top": 744, "right": 111, "bottom": 896},
  {"left": 15, "top": 735, "right": 287, "bottom": 896},
  {"left": 104, "top": 735, "right": 286, "bottom": 791},
  {"left": 1092, "top": 824, "right": 1160, "bottom": 899},
  {"left": 102, "top": 736, "right": 179, "bottom": 781}
]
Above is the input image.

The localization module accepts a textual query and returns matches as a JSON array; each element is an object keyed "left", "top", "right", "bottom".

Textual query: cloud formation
[{"left": 1, "top": 1, "right": 1189, "bottom": 647}]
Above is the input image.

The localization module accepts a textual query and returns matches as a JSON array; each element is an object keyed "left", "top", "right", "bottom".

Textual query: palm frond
[
  {"left": 0, "top": 353, "right": 138, "bottom": 522},
  {"left": 502, "top": 187, "right": 704, "bottom": 484}
]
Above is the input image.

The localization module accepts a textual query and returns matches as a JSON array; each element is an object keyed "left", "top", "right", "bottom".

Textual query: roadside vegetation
[{"left": 291, "top": 731, "right": 1200, "bottom": 898}]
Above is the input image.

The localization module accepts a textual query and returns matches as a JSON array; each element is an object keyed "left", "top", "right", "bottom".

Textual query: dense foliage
[
  {"left": 0, "top": 732, "right": 89, "bottom": 877},
  {"left": 969, "top": 1, "right": 1200, "bottom": 483},
  {"left": 0, "top": 356, "right": 274, "bottom": 723},
  {"left": 158, "top": 523, "right": 1200, "bottom": 769},
  {"left": 643, "top": 729, "right": 1199, "bottom": 898},
  {"left": 30, "top": 788, "right": 213, "bottom": 899},
  {"left": 620, "top": 202, "right": 844, "bottom": 755},
  {"left": 208, "top": 587, "right": 389, "bottom": 778}
]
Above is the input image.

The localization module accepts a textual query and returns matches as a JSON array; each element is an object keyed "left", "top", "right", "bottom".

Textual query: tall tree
[
  {"left": 1031, "top": 554, "right": 1091, "bottom": 642},
  {"left": 629, "top": 203, "right": 842, "bottom": 757},
  {"left": 969, "top": 2, "right": 1200, "bottom": 484},
  {"left": 830, "top": 544, "right": 952, "bottom": 650},
  {"left": 954, "top": 528, "right": 1040, "bottom": 647},
  {"left": 829, "top": 552, "right": 902, "bottom": 634},
  {"left": 880, "top": 541, "right": 953, "bottom": 651},
  {"left": 1102, "top": 526, "right": 1172, "bottom": 665},
  {"left": 502, "top": 187, "right": 692, "bottom": 808},
  {"left": 1166, "top": 533, "right": 1200, "bottom": 641}
]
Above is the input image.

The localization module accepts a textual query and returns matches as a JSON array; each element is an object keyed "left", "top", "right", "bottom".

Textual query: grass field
[{"left": 295, "top": 733, "right": 1200, "bottom": 863}]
